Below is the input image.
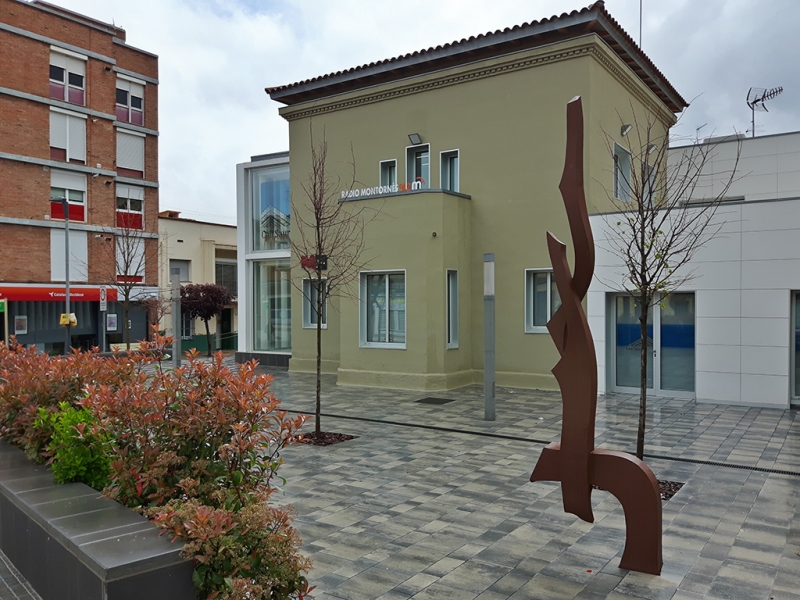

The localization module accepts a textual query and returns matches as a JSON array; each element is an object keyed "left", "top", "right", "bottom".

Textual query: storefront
[{"left": 0, "top": 284, "right": 152, "bottom": 353}]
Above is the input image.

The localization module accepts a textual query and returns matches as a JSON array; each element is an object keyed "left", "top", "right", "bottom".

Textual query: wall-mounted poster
[
  {"left": 107, "top": 313, "right": 118, "bottom": 331},
  {"left": 14, "top": 315, "right": 27, "bottom": 335}
]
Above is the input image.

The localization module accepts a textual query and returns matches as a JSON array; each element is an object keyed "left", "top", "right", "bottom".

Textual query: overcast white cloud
[{"left": 47, "top": 0, "right": 800, "bottom": 224}]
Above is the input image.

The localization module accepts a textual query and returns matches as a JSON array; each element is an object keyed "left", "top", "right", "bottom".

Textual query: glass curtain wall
[
  {"left": 794, "top": 292, "right": 800, "bottom": 397},
  {"left": 251, "top": 165, "right": 290, "bottom": 251},
  {"left": 253, "top": 259, "right": 291, "bottom": 352},
  {"left": 660, "top": 293, "right": 695, "bottom": 392}
]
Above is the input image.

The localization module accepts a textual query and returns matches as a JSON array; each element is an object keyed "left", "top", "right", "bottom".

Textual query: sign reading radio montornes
[
  {"left": 99, "top": 286, "right": 108, "bottom": 312},
  {"left": 341, "top": 179, "right": 425, "bottom": 200}
]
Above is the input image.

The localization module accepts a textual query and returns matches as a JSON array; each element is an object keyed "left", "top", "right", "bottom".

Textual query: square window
[
  {"left": 302, "top": 279, "right": 327, "bottom": 328},
  {"left": 525, "top": 270, "right": 561, "bottom": 332},
  {"left": 50, "top": 65, "right": 65, "bottom": 82},
  {"left": 361, "top": 272, "right": 405, "bottom": 347},
  {"left": 116, "top": 183, "right": 145, "bottom": 229},
  {"left": 116, "top": 88, "right": 128, "bottom": 104},
  {"left": 50, "top": 51, "right": 85, "bottom": 106},
  {"left": 116, "top": 78, "right": 145, "bottom": 125},
  {"left": 441, "top": 150, "right": 459, "bottom": 192}
]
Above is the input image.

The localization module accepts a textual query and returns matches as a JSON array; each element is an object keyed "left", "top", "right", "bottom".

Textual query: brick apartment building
[{"left": 0, "top": 0, "right": 159, "bottom": 352}]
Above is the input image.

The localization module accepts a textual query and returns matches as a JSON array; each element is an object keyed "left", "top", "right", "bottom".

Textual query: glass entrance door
[{"left": 612, "top": 293, "right": 695, "bottom": 396}]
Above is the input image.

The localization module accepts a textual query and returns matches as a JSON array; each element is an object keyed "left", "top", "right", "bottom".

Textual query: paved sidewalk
[
  {"left": 260, "top": 370, "right": 800, "bottom": 600},
  {"left": 2, "top": 356, "right": 798, "bottom": 599}
]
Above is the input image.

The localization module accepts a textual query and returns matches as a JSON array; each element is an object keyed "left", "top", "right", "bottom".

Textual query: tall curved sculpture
[{"left": 529, "top": 96, "right": 663, "bottom": 576}]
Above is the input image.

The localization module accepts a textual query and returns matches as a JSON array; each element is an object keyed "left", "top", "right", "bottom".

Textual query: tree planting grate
[{"left": 416, "top": 397, "right": 455, "bottom": 405}]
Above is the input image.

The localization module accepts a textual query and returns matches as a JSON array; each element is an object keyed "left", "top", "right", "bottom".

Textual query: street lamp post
[{"left": 62, "top": 198, "right": 71, "bottom": 355}]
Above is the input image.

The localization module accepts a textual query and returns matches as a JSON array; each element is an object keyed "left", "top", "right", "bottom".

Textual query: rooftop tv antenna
[{"left": 746, "top": 87, "right": 783, "bottom": 138}]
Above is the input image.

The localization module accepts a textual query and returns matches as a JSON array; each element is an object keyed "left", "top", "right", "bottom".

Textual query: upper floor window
[
  {"left": 49, "top": 49, "right": 86, "bottom": 106},
  {"left": 406, "top": 145, "right": 430, "bottom": 189},
  {"left": 50, "top": 108, "right": 86, "bottom": 163},
  {"left": 525, "top": 269, "right": 561, "bottom": 332},
  {"left": 116, "top": 184, "right": 144, "bottom": 230},
  {"left": 250, "top": 164, "right": 290, "bottom": 252},
  {"left": 116, "top": 77, "right": 145, "bottom": 126},
  {"left": 216, "top": 262, "right": 237, "bottom": 298},
  {"left": 50, "top": 169, "right": 86, "bottom": 222},
  {"left": 170, "top": 259, "right": 191, "bottom": 282},
  {"left": 441, "top": 150, "right": 459, "bottom": 192},
  {"left": 116, "top": 130, "right": 145, "bottom": 178},
  {"left": 380, "top": 160, "right": 397, "bottom": 187},
  {"left": 614, "top": 143, "right": 631, "bottom": 202}
]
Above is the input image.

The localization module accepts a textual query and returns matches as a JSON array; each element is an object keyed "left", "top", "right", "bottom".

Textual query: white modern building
[
  {"left": 235, "top": 152, "right": 292, "bottom": 367},
  {"left": 589, "top": 130, "right": 800, "bottom": 408}
]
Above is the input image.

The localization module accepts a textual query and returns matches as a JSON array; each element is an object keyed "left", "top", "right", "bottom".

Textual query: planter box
[{"left": 0, "top": 443, "right": 194, "bottom": 600}]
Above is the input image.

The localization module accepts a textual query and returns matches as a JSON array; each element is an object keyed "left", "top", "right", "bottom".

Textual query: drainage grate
[{"left": 416, "top": 397, "right": 455, "bottom": 405}]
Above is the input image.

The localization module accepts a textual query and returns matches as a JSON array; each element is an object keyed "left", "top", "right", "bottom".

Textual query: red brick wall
[
  {"left": 0, "top": 224, "right": 52, "bottom": 282},
  {"left": 0, "top": 0, "right": 159, "bottom": 289}
]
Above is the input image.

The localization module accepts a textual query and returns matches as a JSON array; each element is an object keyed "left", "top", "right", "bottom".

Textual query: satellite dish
[{"left": 746, "top": 86, "right": 783, "bottom": 137}]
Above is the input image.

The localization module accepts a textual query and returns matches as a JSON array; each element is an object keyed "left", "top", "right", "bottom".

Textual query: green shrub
[{"left": 36, "top": 402, "right": 111, "bottom": 490}]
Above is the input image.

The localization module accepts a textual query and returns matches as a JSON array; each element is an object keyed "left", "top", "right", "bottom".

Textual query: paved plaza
[{"left": 1, "top": 360, "right": 798, "bottom": 599}]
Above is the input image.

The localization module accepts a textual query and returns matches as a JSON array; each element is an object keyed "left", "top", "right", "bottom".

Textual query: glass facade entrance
[
  {"left": 253, "top": 259, "right": 291, "bottom": 352},
  {"left": 613, "top": 293, "right": 695, "bottom": 394}
]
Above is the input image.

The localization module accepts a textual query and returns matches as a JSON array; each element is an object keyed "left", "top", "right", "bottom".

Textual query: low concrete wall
[{"left": 0, "top": 443, "right": 194, "bottom": 600}]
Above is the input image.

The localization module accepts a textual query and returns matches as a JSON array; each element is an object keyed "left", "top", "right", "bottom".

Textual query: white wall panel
[
  {"left": 696, "top": 371, "right": 740, "bottom": 403},
  {"left": 741, "top": 345, "right": 789, "bottom": 377},
  {"left": 741, "top": 289, "right": 790, "bottom": 319},
  {"left": 741, "top": 374, "right": 789, "bottom": 408},
  {"left": 696, "top": 317, "right": 740, "bottom": 346},
  {"left": 741, "top": 317, "right": 790, "bottom": 347},
  {"left": 696, "top": 343, "right": 740, "bottom": 373},
  {"left": 696, "top": 290, "right": 741, "bottom": 318}
]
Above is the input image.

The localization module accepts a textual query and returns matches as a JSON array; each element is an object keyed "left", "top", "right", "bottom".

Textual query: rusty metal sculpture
[{"left": 529, "top": 96, "right": 663, "bottom": 575}]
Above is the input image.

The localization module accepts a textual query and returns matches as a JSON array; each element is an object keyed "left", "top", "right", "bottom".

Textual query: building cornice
[
  {"left": 0, "top": 216, "right": 159, "bottom": 238},
  {"left": 0, "top": 152, "right": 117, "bottom": 177},
  {"left": 279, "top": 36, "right": 673, "bottom": 125},
  {"left": 0, "top": 87, "right": 116, "bottom": 121},
  {"left": 0, "top": 22, "right": 115, "bottom": 64},
  {"left": 114, "top": 122, "right": 159, "bottom": 137},
  {"left": 112, "top": 66, "right": 158, "bottom": 86},
  {"left": 116, "top": 176, "right": 159, "bottom": 189}
]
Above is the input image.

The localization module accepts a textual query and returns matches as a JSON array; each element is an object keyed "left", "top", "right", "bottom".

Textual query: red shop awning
[{"left": 0, "top": 285, "right": 118, "bottom": 302}]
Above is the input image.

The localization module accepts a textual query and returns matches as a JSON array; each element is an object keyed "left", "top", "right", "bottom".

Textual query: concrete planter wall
[{"left": 0, "top": 443, "right": 194, "bottom": 600}]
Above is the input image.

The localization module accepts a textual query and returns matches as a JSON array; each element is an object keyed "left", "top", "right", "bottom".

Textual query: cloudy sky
[{"left": 49, "top": 0, "right": 800, "bottom": 225}]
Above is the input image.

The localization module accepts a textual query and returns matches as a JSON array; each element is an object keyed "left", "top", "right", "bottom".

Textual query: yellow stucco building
[{"left": 239, "top": 2, "right": 686, "bottom": 390}]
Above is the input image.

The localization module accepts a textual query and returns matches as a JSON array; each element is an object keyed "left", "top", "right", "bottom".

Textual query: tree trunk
[
  {"left": 315, "top": 277, "right": 323, "bottom": 437},
  {"left": 637, "top": 294, "right": 649, "bottom": 460},
  {"left": 204, "top": 318, "right": 212, "bottom": 357}
]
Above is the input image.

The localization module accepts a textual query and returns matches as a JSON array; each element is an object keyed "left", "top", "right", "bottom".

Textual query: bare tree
[
  {"left": 291, "top": 131, "right": 378, "bottom": 439},
  {"left": 600, "top": 112, "right": 741, "bottom": 459},
  {"left": 94, "top": 223, "right": 160, "bottom": 350}
]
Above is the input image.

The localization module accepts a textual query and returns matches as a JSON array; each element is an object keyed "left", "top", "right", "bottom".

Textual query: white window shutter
[
  {"left": 117, "top": 132, "right": 145, "bottom": 172},
  {"left": 51, "top": 169, "right": 86, "bottom": 191},
  {"left": 50, "top": 51, "right": 68, "bottom": 69},
  {"left": 129, "top": 81, "right": 144, "bottom": 97},
  {"left": 50, "top": 111, "right": 67, "bottom": 148},
  {"left": 68, "top": 56, "right": 85, "bottom": 77},
  {"left": 68, "top": 116, "right": 86, "bottom": 161}
]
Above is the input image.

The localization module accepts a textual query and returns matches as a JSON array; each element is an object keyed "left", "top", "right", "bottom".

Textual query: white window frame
[
  {"left": 446, "top": 269, "right": 458, "bottom": 349},
  {"left": 181, "top": 310, "right": 195, "bottom": 340},
  {"left": 525, "top": 269, "right": 561, "bottom": 333},
  {"left": 302, "top": 278, "right": 328, "bottom": 329},
  {"left": 379, "top": 159, "right": 397, "bottom": 187},
  {"left": 49, "top": 48, "right": 86, "bottom": 106},
  {"left": 116, "top": 130, "right": 146, "bottom": 175},
  {"left": 440, "top": 149, "right": 460, "bottom": 192},
  {"left": 359, "top": 270, "right": 406, "bottom": 349},
  {"left": 50, "top": 169, "right": 87, "bottom": 222},
  {"left": 50, "top": 108, "right": 86, "bottom": 163},
  {"left": 116, "top": 184, "right": 145, "bottom": 213},
  {"left": 170, "top": 259, "right": 191, "bottom": 282},
  {"left": 405, "top": 144, "right": 430, "bottom": 189},
  {"left": 614, "top": 143, "right": 632, "bottom": 203},
  {"left": 116, "top": 75, "right": 145, "bottom": 126}
]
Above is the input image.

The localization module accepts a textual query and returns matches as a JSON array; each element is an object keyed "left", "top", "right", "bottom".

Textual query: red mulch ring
[
  {"left": 295, "top": 432, "right": 357, "bottom": 446},
  {"left": 592, "top": 480, "right": 684, "bottom": 501}
]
